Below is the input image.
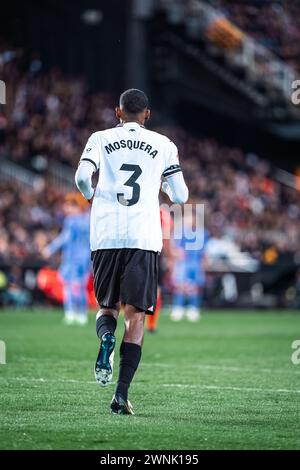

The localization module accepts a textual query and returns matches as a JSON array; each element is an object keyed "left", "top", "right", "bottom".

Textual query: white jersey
[{"left": 79, "top": 122, "right": 182, "bottom": 252}]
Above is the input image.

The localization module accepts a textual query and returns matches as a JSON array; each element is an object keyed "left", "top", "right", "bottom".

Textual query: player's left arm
[
  {"left": 161, "top": 143, "right": 189, "bottom": 204},
  {"left": 161, "top": 172, "right": 188, "bottom": 205}
]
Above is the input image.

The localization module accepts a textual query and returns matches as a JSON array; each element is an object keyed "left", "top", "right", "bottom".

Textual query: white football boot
[
  {"left": 186, "top": 306, "right": 201, "bottom": 322},
  {"left": 63, "top": 311, "right": 76, "bottom": 325},
  {"left": 76, "top": 314, "right": 88, "bottom": 325},
  {"left": 170, "top": 306, "right": 185, "bottom": 321}
]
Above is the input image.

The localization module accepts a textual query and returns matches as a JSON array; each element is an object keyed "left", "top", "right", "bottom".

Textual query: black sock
[
  {"left": 96, "top": 314, "right": 117, "bottom": 340},
  {"left": 115, "top": 342, "right": 142, "bottom": 401}
]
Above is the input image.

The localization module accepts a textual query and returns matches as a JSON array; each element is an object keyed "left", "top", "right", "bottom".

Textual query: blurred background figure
[
  {"left": 171, "top": 211, "right": 209, "bottom": 322},
  {"left": 147, "top": 206, "right": 175, "bottom": 333},
  {"left": 43, "top": 193, "right": 91, "bottom": 325}
]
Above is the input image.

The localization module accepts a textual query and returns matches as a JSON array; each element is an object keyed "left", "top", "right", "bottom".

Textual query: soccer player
[
  {"left": 75, "top": 89, "right": 188, "bottom": 415},
  {"left": 43, "top": 193, "right": 91, "bottom": 325},
  {"left": 171, "top": 215, "right": 209, "bottom": 322}
]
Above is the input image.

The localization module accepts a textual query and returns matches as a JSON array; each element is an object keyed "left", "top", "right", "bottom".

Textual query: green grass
[{"left": 0, "top": 308, "right": 300, "bottom": 450}]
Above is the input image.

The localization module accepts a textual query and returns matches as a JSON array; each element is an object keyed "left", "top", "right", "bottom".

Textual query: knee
[{"left": 96, "top": 302, "right": 120, "bottom": 321}]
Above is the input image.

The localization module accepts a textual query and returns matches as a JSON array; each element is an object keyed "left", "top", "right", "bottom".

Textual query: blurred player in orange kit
[{"left": 147, "top": 207, "right": 174, "bottom": 333}]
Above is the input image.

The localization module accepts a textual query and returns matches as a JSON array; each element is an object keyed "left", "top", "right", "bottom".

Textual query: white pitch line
[
  {"left": 142, "top": 363, "right": 300, "bottom": 375},
  {"left": 161, "top": 384, "right": 300, "bottom": 394},
  {"left": 16, "top": 357, "right": 300, "bottom": 375},
  {"left": 0, "top": 376, "right": 300, "bottom": 395},
  {"left": 0, "top": 377, "right": 99, "bottom": 385}
]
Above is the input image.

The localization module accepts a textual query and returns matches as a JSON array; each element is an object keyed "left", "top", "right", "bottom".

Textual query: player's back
[{"left": 83, "top": 122, "right": 180, "bottom": 252}]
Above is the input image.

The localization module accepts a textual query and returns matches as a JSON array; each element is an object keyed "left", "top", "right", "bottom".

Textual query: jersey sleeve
[
  {"left": 79, "top": 133, "right": 101, "bottom": 171},
  {"left": 162, "top": 141, "right": 182, "bottom": 179}
]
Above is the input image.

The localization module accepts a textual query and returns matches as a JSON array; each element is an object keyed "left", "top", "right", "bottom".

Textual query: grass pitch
[{"left": 0, "top": 309, "right": 299, "bottom": 450}]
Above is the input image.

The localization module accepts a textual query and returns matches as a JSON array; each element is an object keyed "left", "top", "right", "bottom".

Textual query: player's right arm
[
  {"left": 161, "top": 140, "right": 189, "bottom": 204},
  {"left": 75, "top": 133, "right": 100, "bottom": 202}
]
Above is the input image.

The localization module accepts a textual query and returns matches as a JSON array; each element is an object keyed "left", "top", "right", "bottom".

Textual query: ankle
[{"left": 115, "top": 381, "right": 129, "bottom": 401}]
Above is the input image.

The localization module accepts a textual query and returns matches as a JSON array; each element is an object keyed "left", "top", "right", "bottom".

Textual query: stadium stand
[
  {"left": 0, "top": 35, "right": 300, "bottom": 307},
  {"left": 214, "top": 0, "right": 300, "bottom": 73}
]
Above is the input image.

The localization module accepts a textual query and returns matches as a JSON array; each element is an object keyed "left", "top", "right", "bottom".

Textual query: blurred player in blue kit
[
  {"left": 171, "top": 212, "right": 209, "bottom": 322},
  {"left": 44, "top": 193, "right": 91, "bottom": 325}
]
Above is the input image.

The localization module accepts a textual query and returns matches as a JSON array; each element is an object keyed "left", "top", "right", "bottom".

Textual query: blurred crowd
[
  {"left": 0, "top": 182, "right": 63, "bottom": 267},
  {"left": 158, "top": 126, "right": 300, "bottom": 261},
  {"left": 213, "top": 0, "right": 300, "bottom": 72},
  {"left": 0, "top": 41, "right": 300, "bottom": 303},
  {"left": 0, "top": 43, "right": 116, "bottom": 170}
]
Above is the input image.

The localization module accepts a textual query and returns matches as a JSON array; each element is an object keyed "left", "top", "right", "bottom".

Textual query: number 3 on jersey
[{"left": 117, "top": 164, "right": 142, "bottom": 206}]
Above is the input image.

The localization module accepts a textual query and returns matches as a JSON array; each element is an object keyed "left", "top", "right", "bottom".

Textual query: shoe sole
[
  {"left": 94, "top": 336, "right": 116, "bottom": 387},
  {"left": 110, "top": 408, "right": 134, "bottom": 416}
]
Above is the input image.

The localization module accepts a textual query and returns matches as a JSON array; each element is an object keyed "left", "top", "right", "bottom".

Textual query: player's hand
[
  {"left": 161, "top": 181, "right": 169, "bottom": 194},
  {"left": 42, "top": 248, "right": 51, "bottom": 259}
]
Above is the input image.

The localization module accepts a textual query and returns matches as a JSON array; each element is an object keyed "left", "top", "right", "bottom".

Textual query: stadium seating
[{"left": 0, "top": 39, "right": 300, "bottom": 307}]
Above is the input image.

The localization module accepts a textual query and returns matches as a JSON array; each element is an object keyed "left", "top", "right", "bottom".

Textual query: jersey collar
[{"left": 116, "top": 122, "right": 145, "bottom": 129}]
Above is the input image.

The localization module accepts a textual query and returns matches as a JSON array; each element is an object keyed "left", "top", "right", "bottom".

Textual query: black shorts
[{"left": 91, "top": 248, "right": 159, "bottom": 315}]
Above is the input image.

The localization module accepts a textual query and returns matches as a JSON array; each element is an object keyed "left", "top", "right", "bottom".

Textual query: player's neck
[{"left": 121, "top": 119, "right": 145, "bottom": 126}]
